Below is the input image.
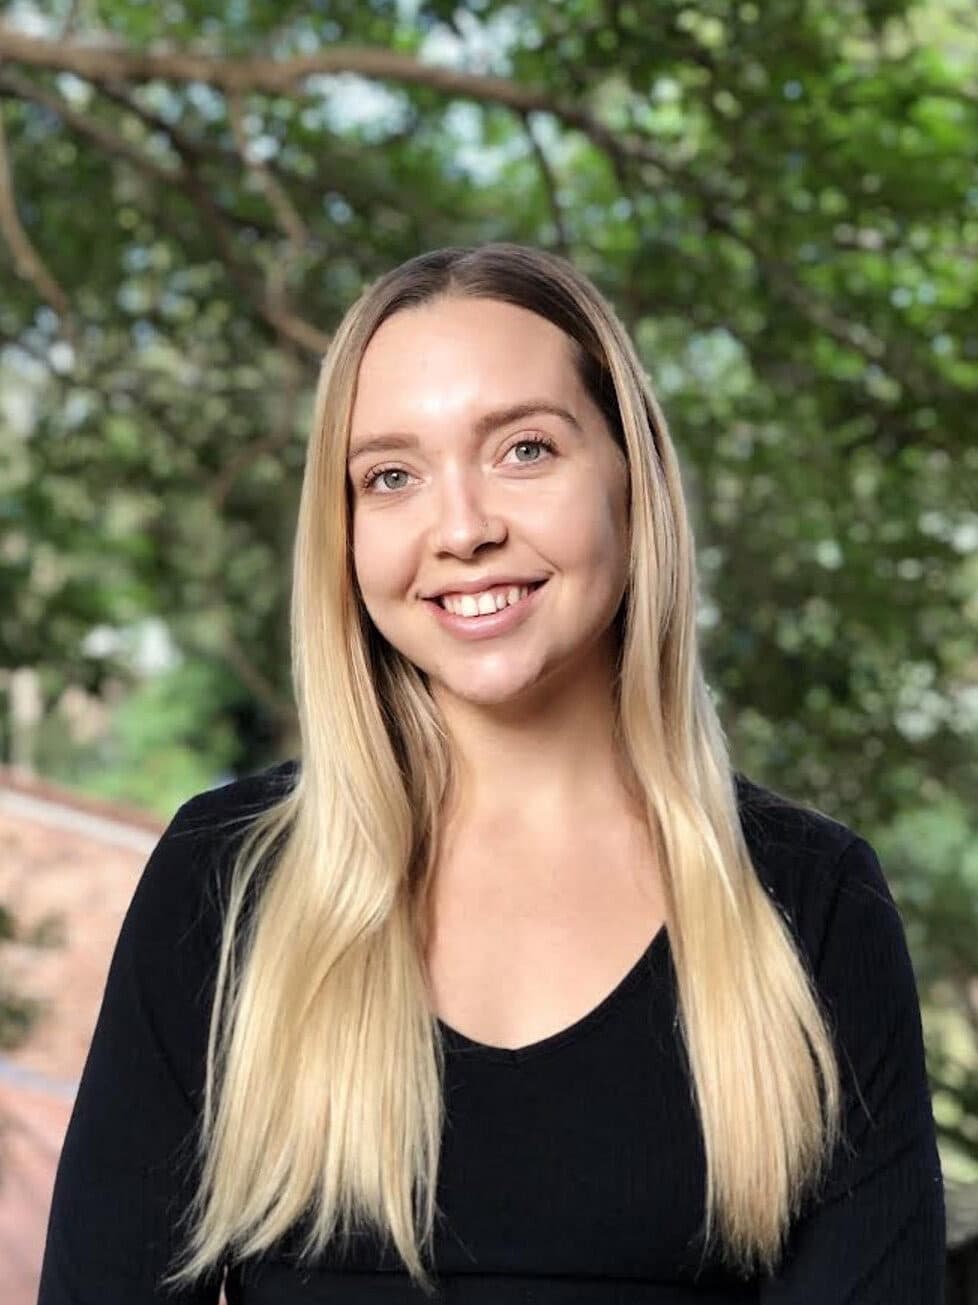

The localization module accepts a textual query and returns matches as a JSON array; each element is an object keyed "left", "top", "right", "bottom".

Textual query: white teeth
[{"left": 441, "top": 584, "right": 532, "bottom": 617}]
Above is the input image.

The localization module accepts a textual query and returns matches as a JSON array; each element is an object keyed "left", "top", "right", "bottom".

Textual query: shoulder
[
  {"left": 171, "top": 756, "right": 300, "bottom": 841},
  {"left": 121, "top": 757, "right": 300, "bottom": 973},
  {"left": 76, "top": 760, "right": 302, "bottom": 1120},
  {"left": 732, "top": 770, "right": 895, "bottom": 979},
  {"left": 159, "top": 756, "right": 300, "bottom": 880}
]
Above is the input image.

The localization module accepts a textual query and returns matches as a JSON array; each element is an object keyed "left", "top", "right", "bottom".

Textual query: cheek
[
  {"left": 552, "top": 456, "right": 628, "bottom": 559},
  {"left": 558, "top": 494, "right": 626, "bottom": 573},
  {"left": 352, "top": 516, "right": 414, "bottom": 597}
]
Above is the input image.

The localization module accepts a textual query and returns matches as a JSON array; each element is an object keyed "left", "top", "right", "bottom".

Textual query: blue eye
[
  {"left": 363, "top": 467, "right": 410, "bottom": 493},
  {"left": 511, "top": 438, "right": 556, "bottom": 464}
]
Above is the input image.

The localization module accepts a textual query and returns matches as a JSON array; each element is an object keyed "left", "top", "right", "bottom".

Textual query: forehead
[{"left": 350, "top": 297, "right": 582, "bottom": 430}]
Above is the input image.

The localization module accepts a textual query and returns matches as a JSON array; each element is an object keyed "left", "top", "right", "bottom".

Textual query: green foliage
[
  {"left": 22, "top": 912, "right": 67, "bottom": 949},
  {"left": 0, "top": 901, "right": 51, "bottom": 1052},
  {"left": 0, "top": 984, "right": 41, "bottom": 1052},
  {"left": 37, "top": 656, "right": 248, "bottom": 816}
]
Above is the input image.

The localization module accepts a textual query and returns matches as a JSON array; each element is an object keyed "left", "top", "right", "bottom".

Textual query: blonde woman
[{"left": 39, "top": 243, "right": 945, "bottom": 1303}]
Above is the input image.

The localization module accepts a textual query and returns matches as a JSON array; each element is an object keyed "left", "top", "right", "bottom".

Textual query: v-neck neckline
[{"left": 435, "top": 923, "right": 670, "bottom": 1066}]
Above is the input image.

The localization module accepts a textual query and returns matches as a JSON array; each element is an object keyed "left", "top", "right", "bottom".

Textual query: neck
[{"left": 433, "top": 640, "right": 641, "bottom": 841}]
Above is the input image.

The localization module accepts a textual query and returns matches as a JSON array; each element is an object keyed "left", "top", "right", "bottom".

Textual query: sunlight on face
[{"left": 348, "top": 296, "right": 630, "bottom": 711}]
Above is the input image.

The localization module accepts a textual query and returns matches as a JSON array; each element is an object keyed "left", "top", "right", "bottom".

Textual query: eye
[
  {"left": 361, "top": 465, "right": 410, "bottom": 493},
  {"left": 508, "top": 436, "right": 557, "bottom": 465}
]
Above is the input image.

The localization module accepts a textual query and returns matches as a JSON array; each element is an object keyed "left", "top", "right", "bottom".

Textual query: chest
[
  {"left": 233, "top": 924, "right": 740, "bottom": 1296},
  {"left": 423, "top": 829, "right": 667, "bottom": 1052}
]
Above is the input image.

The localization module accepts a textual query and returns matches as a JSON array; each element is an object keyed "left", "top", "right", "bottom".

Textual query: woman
[{"left": 39, "top": 243, "right": 945, "bottom": 1302}]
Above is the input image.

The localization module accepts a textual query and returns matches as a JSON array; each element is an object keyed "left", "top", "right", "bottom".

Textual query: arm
[
  {"left": 760, "top": 836, "right": 946, "bottom": 1304},
  {"left": 38, "top": 798, "right": 227, "bottom": 1304}
]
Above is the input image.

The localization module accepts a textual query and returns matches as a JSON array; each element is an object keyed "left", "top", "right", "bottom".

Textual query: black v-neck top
[{"left": 38, "top": 761, "right": 946, "bottom": 1303}]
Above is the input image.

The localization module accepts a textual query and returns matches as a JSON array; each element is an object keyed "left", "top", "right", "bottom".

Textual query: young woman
[{"left": 39, "top": 243, "right": 945, "bottom": 1303}]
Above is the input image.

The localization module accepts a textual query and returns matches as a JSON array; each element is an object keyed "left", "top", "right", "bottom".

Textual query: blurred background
[{"left": 0, "top": 0, "right": 975, "bottom": 1299}]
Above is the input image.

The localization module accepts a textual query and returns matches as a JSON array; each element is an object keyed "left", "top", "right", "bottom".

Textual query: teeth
[{"left": 441, "top": 584, "right": 532, "bottom": 617}]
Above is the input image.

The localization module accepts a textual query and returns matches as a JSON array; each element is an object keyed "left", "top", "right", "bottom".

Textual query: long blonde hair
[{"left": 164, "top": 242, "right": 841, "bottom": 1293}]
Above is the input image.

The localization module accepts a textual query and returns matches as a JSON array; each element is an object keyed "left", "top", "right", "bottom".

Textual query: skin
[{"left": 347, "top": 295, "right": 641, "bottom": 856}]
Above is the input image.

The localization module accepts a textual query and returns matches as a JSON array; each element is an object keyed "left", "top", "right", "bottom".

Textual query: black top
[{"left": 38, "top": 761, "right": 946, "bottom": 1303}]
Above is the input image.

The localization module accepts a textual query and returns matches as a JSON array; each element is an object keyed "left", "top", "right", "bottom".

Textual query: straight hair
[{"left": 164, "top": 242, "right": 841, "bottom": 1294}]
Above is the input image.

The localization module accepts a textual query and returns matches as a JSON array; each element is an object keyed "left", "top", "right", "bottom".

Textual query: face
[{"left": 347, "top": 295, "right": 630, "bottom": 711}]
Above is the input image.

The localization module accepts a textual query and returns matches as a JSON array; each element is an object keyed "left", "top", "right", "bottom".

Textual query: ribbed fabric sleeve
[{"left": 759, "top": 836, "right": 945, "bottom": 1303}]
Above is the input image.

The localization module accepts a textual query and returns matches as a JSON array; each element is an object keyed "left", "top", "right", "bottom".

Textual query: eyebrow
[{"left": 347, "top": 400, "right": 582, "bottom": 464}]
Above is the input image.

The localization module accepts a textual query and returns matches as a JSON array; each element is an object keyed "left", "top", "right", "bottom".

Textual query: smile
[{"left": 424, "top": 579, "right": 548, "bottom": 641}]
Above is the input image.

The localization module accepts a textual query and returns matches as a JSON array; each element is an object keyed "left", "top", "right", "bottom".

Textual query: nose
[{"left": 429, "top": 468, "right": 505, "bottom": 556}]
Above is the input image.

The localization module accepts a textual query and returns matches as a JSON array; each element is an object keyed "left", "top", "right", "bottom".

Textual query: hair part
[{"left": 163, "top": 242, "right": 842, "bottom": 1294}]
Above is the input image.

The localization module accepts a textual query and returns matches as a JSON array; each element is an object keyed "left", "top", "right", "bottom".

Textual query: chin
[
  {"left": 432, "top": 663, "right": 550, "bottom": 709},
  {"left": 451, "top": 684, "right": 530, "bottom": 708}
]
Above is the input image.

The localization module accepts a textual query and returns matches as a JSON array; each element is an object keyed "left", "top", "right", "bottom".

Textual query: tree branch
[
  {"left": 0, "top": 67, "right": 330, "bottom": 358},
  {"left": 0, "top": 24, "right": 957, "bottom": 390},
  {"left": 0, "top": 96, "right": 77, "bottom": 346},
  {"left": 149, "top": 113, "right": 329, "bottom": 356},
  {"left": 0, "top": 26, "right": 565, "bottom": 110},
  {"left": 520, "top": 110, "right": 569, "bottom": 257},
  {"left": 226, "top": 89, "right": 308, "bottom": 249},
  {"left": 95, "top": 78, "right": 221, "bottom": 169},
  {"left": 0, "top": 67, "right": 274, "bottom": 235},
  {"left": 0, "top": 65, "right": 180, "bottom": 185},
  {"left": 226, "top": 88, "right": 316, "bottom": 344}
]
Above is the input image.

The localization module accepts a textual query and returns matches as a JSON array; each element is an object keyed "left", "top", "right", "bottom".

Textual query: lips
[
  {"left": 430, "top": 579, "right": 546, "bottom": 610},
  {"left": 424, "top": 575, "right": 548, "bottom": 639}
]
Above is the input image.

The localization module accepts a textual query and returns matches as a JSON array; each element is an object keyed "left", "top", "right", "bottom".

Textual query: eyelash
[{"left": 359, "top": 435, "right": 558, "bottom": 494}]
